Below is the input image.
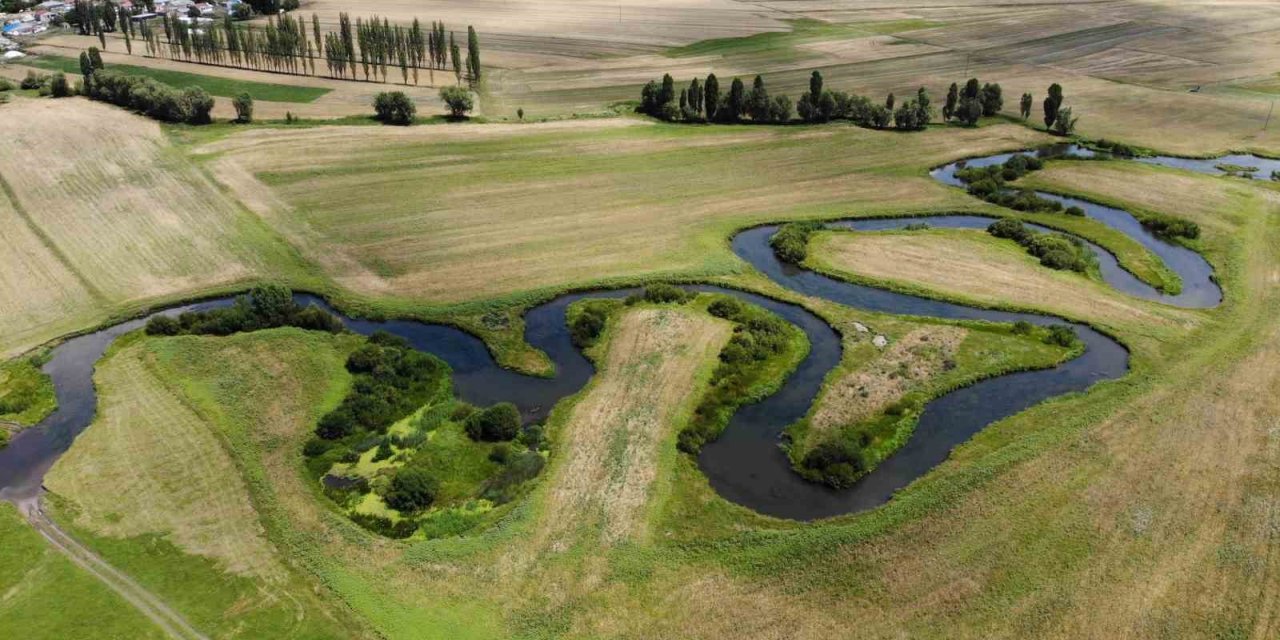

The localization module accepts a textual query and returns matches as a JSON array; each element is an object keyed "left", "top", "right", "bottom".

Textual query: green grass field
[
  {"left": 23, "top": 55, "right": 332, "bottom": 103},
  {"left": 0, "top": 503, "right": 167, "bottom": 639}
]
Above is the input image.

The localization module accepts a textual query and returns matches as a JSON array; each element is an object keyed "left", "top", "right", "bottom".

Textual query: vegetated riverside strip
[{"left": 0, "top": 145, "right": 1228, "bottom": 521}]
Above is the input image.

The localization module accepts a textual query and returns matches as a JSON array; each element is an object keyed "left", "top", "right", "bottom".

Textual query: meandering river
[{"left": 0, "top": 144, "right": 1228, "bottom": 520}]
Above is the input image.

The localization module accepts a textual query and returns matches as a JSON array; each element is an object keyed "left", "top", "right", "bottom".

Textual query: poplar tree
[
  {"left": 704, "top": 73, "right": 720, "bottom": 121},
  {"left": 450, "top": 31, "right": 461, "bottom": 84},
  {"left": 943, "top": 82, "right": 958, "bottom": 120},
  {"left": 1043, "top": 83, "right": 1063, "bottom": 128},
  {"left": 466, "top": 25, "right": 480, "bottom": 84}
]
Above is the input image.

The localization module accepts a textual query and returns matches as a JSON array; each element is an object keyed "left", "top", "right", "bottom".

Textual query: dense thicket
[
  {"left": 987, "top": 218, "right": 1095, "bottom": 272},
  {"left": 312, "top": 331, "right": 449, "bottom": 440},
  {"left": 81, "top": 68, "right": 214, "bottom": 124},
  {"left": 954, "top": 154, "right": 1082, "bottom": 215},
  {"left": 145, "top": 285, "right": 343, "bottom": 336},
  {"left": 769, "top": 221, "right": 824, "bottom": 264}
]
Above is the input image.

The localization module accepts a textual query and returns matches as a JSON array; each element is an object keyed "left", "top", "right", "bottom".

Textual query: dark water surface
[{"left": 0, "top": 145, "right": 1225, "bottom": 519}]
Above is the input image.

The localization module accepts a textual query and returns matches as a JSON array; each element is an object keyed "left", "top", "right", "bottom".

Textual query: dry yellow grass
[
  {"left": 1023, "top": 160, "right": 1262, "bottom": 236},
  {"left": 809, "top": 229, "right": 1193, "bottom": 331},
  {"left": 0, "top": 97, "right": 301, "bottom": 357},
  {"left": 45, "top": 339, "right": 284, "bottom": 580},
  {"left": 541, "top": 307, "right": 730, "bottom": 546}
]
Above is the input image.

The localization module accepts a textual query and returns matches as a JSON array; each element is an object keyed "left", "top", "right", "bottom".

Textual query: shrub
[
  {"left": 384, "top": 467, "right": 439, "bottom": 513},
  {"left": 570, "top": 306, "right": 608, "bottom": 347},
  {"left": 1045, "top": 324, "right": 1077, "bottom": 348},
  {"left": 801, "top": 440, "right": 866, "bottom": 488},
  {"left": 232, "top": 92, "right": 253, "bottom": 123},
  {"left": 144, "top": 315, "right": 181, "bottom": 336},
  {"left": 438, "top": 85, "right": 473, "bottom": 119},
  {"left": 488, "top": 442, "right": 512, "bottom": 464},
  {"left": 0, "top": 78, "right": 15, "bottom": 91},
  {"left": 1012, "top": 320, "right": 1034, "bottom": 335},
  {"left": 769, "top": 221, "right": 823, "bottom": 264},
  {"left": 348, "top": 512, "right": 417, "bottom": 538},
  {"left": 481, "top": 451, "right": 545, "bottom": 504},
  {"left": 182, "top": 87, "right": 214, "bottom": 124},
  {"left": 707, "top": 298, "right": 744, "bottom": 321},
  {"left": 642, "top": 283, "right": 691, "bottom": 304},
  {"left": 517, "top": 423, "right": 544, "bottom": 450},
  {"left": 988, "top": 218, "right": 1031, "bottom": 243},
  {"left": 20, "top": 71, "right": 47, "bottom": 90},
  {"left": 49, "top": 73, "right": 72, "bottom": 98},
  {"left": 373, "top": 91, "right": 416, "bottom": 125},
  {"left": 465, "top": 402, "right": 521, "bottom": 441}
]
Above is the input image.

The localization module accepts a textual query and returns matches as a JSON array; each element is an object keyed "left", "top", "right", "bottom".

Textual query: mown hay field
[
  {"left": 0, "top": 97, "right": 307, "bottom": 358},
  {"left": 202, "top": 118, "right": 1046, "bottom": 304},
  {"left": 38, "top": 157, "right": 1280, "bottom": 636}
]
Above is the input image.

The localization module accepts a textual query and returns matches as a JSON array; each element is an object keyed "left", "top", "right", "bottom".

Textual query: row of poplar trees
[{"left": 79, "top": 0, "right": 481, "bottom": 86}]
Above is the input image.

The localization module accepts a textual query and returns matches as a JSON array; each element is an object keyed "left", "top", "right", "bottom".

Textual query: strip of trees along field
[{"left": 68, "top": 0, "right": 481, "bottom": 86}]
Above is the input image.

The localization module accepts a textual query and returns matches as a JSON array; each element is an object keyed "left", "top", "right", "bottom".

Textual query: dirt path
[{"left": 16, "top": 495, "right": 209, "bottom": 640}]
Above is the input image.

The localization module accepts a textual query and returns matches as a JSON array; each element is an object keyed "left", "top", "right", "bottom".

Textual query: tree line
[
  {"left": 68, "top": 1, "right": 481, "bottom": 86},
  {"left": 639, "top": 71, "right": 1081, "bottom": 135}
]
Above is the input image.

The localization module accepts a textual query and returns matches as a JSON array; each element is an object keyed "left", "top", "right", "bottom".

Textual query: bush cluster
[
  {"left": 1136, "top": 211, "right": 1200, "bottom": 240},
  {"left": 800, "top": 438, "right": 867, "bottom": 488},
  {"left": 83, "top": 69, "right": 214, "bottom": 124},
  {"left": 383, "top": 467, "right": 439, "bottom": 513},
  {"left": 313, "top": 332, "right": 448, "bottom": 440},
  {"left": 570, "top": 304, "right": 608, "bottom": 347},
  {"left": 769, "top": 221, "right": 823, "bottom": 264},
  {"left": 373, "top": 90, "right": 415, "bottom": 125},
  {"left": 464, "top": 402, "right": 521, "bottom": 441},
  {"left": 955, "top": 154, "right": 1080, "bottom": 215},
  {"left": 479, "top": 449, "right": 545, "bottom": 504},
  {"left": 678, "top": 302, "right": 793, "bottom": 453},
  {"left": 145, "top": 285, "right": 343, "bottom": 337},
  {"left": 988, "top": 219, "right": 1094, "bottom": 273}
]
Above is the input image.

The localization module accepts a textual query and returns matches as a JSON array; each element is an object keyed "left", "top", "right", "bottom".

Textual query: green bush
[
  {"left": 373, "top": 91, "right": 416, "bottom": 125},
  {"left": 1044, "top": 324, "right": 1078, "bottom": 348},
  {"left": 481, "top": 451, "right": 545, "bottom": 504},
  {"left": 641, "top": 283, "right": 692, "bottom": 304},
  {"left": 570, "top": 306, "right": 608, "bottom": 347},
  {"left": 769, "top": 221, "right": 823, "bottom": 264},
  {"left": 82, "top": 69, "right": 216, "bottom": 125},
  {"left": 800, "top": 440, "right": 867, "bottom": 488},
  {"left": 384, "top": 467, "right": 439, "bottom": 513},
  {"left": 464, "top": 402, "right": 521, "bottom": 441},
  {"left": 439, "top": 85, "right": 473, "bottom": 119},
  {"left": 49, "top": 73, "right": 72, "bottom": 98},
  {"left": 20, "top": 71, "right": 47, "bottom": 90}
]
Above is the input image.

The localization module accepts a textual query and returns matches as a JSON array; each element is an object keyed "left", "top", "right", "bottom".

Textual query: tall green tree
[
  {"left": 704, "top": 73, "right": 720, "bottom": 122},
  {"left": 962, "top": 77, "right": 980, "bottom": 101},
  {"left": 1043, "top": 83, "right": 1063, "bottom": 128},
  {"left": 979, "top": 82, "right": 1002, "bottom": 116},
  {"left": 450, "top": 31, "right": 461, "bottom": 84},
  {"left": 466, "top": 25, "right": 480, "bottom": 84},
  {"left": 943, "top": 82, "right": 958, "bottom": 120},
  {"left": 747, "top": 75, "right": 770, "bottom": 121},
  {"left": 1020, "top": 92, "right": 1033, "bottom": 120},
  {"left": 809, "top": 70, "right": 823, "bottom": 103},
  {"left": 726, "top": 77, "right": 746, "bottom": 122}
]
